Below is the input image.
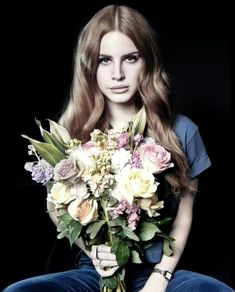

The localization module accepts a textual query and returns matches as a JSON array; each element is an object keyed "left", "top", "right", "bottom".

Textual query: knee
[
  {"left": 172, "top": 270, "right": 234, "bottom": 292},
  {"left": 195, "top": 277, "right": 234, "bottom": 291},
  {"left": 3, "top": 278, "right": 44, "bottom": 292}
]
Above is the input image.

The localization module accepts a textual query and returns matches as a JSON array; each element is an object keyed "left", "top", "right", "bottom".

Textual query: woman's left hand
[{"left": 90, "top": 244, "right": 119, "bottom": 277}]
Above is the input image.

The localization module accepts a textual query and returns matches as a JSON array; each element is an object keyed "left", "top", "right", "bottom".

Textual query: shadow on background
[{"left": 1, "top": 0, "right": 233, "bottom": 290}]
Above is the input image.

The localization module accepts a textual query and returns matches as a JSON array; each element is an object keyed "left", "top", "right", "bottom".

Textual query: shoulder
[
  {"left": 173, "top": 114, "right": 198, "bottom": 145},
  {"left": 173, "top": 114, "right": 211, "bottom": 178}
]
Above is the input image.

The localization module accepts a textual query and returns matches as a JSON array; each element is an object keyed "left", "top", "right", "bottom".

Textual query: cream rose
[
  {"left": 138, "top": 143, "right": 174, "bottom": 174},
  {"left": 48, "top": 182, "right": 75, "bottom": 208},
  {"left": 120, "top": 168, "right": 158, "bottom": 204},
  {"left": 139, "top": 194, "right": 164, "bottom": 217},
  {"left": 68, "top": 199, "right": 99, "bottom": 225}
]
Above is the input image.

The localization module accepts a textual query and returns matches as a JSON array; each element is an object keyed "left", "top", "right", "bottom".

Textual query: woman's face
[{"left": 96, "top": 31, "right": 143, "bottom": 106}]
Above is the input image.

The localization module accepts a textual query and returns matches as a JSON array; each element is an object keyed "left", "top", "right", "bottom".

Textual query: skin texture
[
  {"left": 97, "top": 31, "right": 144, "bottom": 129},
  {"left": 47, "top": 30, "right": 199, "bottom": 291}
]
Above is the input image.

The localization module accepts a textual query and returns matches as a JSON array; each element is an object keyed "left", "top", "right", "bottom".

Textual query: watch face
[
  {"left": 154, "top": 268, "right": 172, "bottom": 281},
  {"left": 165, "top": 271, "right": 172, "bottom": 280}
]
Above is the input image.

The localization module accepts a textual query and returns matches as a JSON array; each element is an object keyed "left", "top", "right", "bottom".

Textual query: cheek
[
  {"left": 97, "top": 68, "right": 108, "bottom": 87},
  {"left": 129, "top": 65, "right": 143, "bottom": 82}
]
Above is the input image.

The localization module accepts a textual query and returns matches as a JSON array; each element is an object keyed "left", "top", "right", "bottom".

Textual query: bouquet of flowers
[{"left": 22, "top": 107, "right": 174, "bottom": 292}]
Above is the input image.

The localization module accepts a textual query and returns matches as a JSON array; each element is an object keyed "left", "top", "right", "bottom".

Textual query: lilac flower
[
  {"left": 31, "top": 161, "right": 54, "bottom": 184},
  {"left": 118, "top": 132, "right": 129, "bottom": 148},
  {"left": 107, "top": 200, "right": 140, "bottom": 230},
  {"left": 134, "top": 133, "right": 143, "bottom": 145},
  {"left": 131, "top": 150, "right": 143, "bottom": 169}
]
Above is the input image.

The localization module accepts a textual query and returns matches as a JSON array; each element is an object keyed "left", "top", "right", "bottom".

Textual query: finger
[
  {"left": 99, "top": 259, "right": 118, "bottom": 267},
  {"left": 95, "top": 266, "right": 119, "bottom": 277},
  {"left": 97, "top": 252, "right": 116, "bottom": 261},
  {"left": 90, "top": 245, "right": 98, "bottom": 260},
  {"left": 97, "top": 244, "right": 112, "bottom": 253},
  {"left": 92, "top": 259, "right": 118, "bottom": 268}
]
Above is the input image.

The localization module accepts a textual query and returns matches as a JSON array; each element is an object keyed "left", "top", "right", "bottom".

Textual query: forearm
[
  {"left": 155, "top": 191, "right": 195, "bottom": 272},
  {"left": 47, "top": 201, "right": 91, "bottom": 257},
  {"left": 142, "top": 190, "right": 196, "bottom": 291}
]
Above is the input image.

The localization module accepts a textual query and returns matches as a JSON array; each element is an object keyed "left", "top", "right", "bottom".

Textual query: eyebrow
[{"left": 99, "top": 51, "right": 139, "bottom": 58}]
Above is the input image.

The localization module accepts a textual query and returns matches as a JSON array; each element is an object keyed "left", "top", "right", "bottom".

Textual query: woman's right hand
[{"left": 90, "top": 244, "right": 119, "bottom": 277}]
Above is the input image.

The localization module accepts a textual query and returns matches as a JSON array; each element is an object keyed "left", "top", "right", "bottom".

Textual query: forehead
[{"left": 99, "top": 31, "right": 138, "bottom": 55}]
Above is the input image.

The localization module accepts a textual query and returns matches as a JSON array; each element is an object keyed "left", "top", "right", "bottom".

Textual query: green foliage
[{"left": 22, "top": 135, "right": 66, "bottom": 166}]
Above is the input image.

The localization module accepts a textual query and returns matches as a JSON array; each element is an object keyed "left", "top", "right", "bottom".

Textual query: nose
[{"left": 111, "top": 62, "right": 125, "bottom": 81}]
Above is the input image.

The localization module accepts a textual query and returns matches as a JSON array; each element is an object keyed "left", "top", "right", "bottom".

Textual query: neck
[{"left": 107, "top": 101, "right": 137, "bottom": 129}]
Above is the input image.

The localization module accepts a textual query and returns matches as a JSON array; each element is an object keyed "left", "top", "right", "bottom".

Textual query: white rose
[
  {"left": 111, "top": 148, "right": 131, "bottom": 173},
  {"left": 48, "top": 182, "right": 75, "bottom": 208},
  {"left": 119, "top": 168, "right": 158, "bottom": 204}
]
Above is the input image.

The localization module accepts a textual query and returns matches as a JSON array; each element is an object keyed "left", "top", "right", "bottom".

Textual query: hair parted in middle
[{"left": 59, "top": 4, "right": 196, "bottom": 196}]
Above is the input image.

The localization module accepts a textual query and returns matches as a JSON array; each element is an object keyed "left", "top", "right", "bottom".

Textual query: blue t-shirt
[{"left": 144, "top": 114, "right": 211, "bottom": 263}]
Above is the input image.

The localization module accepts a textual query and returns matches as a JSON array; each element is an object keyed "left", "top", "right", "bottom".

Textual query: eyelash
[{"left": 98, "top": 55, "right": 140, "bottom": 65}]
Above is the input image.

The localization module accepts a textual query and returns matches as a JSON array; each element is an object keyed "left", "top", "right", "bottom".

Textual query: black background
[{"left": 1, "top": 0, "right": 233, "bottom": 290}]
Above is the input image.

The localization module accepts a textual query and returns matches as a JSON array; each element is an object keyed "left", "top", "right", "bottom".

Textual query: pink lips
[{"left": 110, "top": 86, "right": 129, "bottom": 93}]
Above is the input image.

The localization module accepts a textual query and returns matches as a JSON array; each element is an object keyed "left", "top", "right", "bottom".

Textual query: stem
[{"left": 102, "top": 199, "right": 113, "bottom": 245}]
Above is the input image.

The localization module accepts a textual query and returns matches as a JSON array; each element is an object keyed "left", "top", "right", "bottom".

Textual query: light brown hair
[{"left": 59, "top": 5, "right": 196, "bottom": 195}]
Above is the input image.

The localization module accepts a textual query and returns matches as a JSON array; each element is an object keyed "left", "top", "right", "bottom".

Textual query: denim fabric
[
  {"left": 3, "top": 253, "right": 234, "bottom": 292},
  {"left": 173, "top": 114, "right": 212, "bottom": 179}
]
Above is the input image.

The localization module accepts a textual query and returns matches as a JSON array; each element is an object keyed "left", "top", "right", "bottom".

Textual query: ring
[
  {"left": 96, "top": 246, "right": 100, "bottom": 260},
  {"left": 99, "top": 259, "right": 104, "bottom": 270}
]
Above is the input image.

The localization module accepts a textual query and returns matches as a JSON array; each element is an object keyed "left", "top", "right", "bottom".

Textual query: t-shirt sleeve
[{"left": 174, "top": 115, "right": 211, "bottom": 178}]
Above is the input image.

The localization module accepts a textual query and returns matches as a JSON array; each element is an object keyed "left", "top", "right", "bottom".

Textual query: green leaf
[
  {"left": 36, "top": 119, "right": 68, "bottom": 153},
  {"left": 48, "top": 119, "right": 71, "bottom": 144},
  {"left": 163, "top": 238, "right": 173, "bottom": 256},
  {"left": 57, "top": 213, "right": 73, "bottom": 224},
  {"left": 87, "top": 220, "right": 106, "bottom": 240},
  {"left": 21, "top": 135, "right": 66, "bottom": 166},
  {"left": 57, "top": 230, "right": 69, "bottom": 239},
  {"left": 116, "top": 241, "right": 130, "bottom": 268},
  {"left": 100, "top": 275, "right": 117, "bottom": 289},
  {"left": 69, "top": 219, "right": 82, "bottom": 244},
  {"left": 122, "top": 226, "right": 139, "bottom": 241},
  {"left": 131, "top": 250, "right": 142, "bottom": 263},
  {"left": 57, "top": 220, "right": 69, "bottom": 232},
  {"left": 111, "top": 236, "right": 120, "bottom": 254},
  {"left": 131, "top": 106, "right": 147, "bottom": 136},
  {"left": 138, "top": 222, "right": 161, "bottom": 241},
  {"left": 109, "top": 217, "right": 126, "bottom": 227},
  {"left": 155, "top": 217, "right": 173, "bottom": 226}
]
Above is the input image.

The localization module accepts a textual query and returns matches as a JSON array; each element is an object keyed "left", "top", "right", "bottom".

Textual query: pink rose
[
  {"left": 53, "top": 158, "right": 79, "bottom": 183},
  {"left": 138, "top": 143, "right": 174, "bottom": 174}
]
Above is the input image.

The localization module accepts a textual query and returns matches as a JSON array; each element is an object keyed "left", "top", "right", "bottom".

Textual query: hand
[{"left": 90, "top": 244, "right": 119, "bottom": 277}]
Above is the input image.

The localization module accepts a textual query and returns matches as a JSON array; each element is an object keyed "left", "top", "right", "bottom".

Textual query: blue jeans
[{"left": 3, "top": 253, "right": 234, "bottom": 291}]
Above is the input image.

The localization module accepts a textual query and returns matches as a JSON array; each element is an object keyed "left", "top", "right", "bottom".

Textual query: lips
[{"left": 110, "top": 85, "right": 129, "bottom": 93}]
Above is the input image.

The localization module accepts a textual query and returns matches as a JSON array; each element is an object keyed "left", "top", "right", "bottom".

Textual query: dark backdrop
[{"left": 1, "top": 0, "right": 233, "bottom": 290}]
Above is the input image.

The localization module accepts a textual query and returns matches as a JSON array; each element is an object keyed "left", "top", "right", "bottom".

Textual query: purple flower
[
  {"left": 31, "top": 161, "right": 54, "bottom": 184},
  {"left": 107, "top": 200, "right": 140, "bottom": 230},
  {"left": 118, "top": 132, "right": 129, "bottom": 148},
  {"left": 131, "top": 150, "right": 143, "bottom": 169},
  {"left": 134, "top": 133, "right": 143, "bottom": 145}
]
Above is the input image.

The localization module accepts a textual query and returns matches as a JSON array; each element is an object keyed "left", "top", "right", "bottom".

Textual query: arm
[
  {"left": 47, "top": 200, "right": 118, "bottom": 277},
  {"left": 47, "top": 200, "right": 91, "bottom": 257},
  {"left": 142, "top": 180, "right": 197, "bottom": 292}
]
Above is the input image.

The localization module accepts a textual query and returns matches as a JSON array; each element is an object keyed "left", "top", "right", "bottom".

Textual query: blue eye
[
  {"left": 125, "top": 54, "right": 139, "bottom": 63},
  {"left": 98, "top": 57, "right": 111, "bottom": 65}
]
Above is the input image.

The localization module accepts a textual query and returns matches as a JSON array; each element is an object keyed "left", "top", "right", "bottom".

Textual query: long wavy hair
[{"left": 59, "top": 5, "right": 196, "bottom": 196}]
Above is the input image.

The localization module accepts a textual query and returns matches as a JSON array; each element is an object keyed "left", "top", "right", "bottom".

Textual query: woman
[{"left": 4, "top": 4, "right": 234, "bottom": 292}]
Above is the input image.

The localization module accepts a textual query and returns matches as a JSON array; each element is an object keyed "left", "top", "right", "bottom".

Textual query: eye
[
  {"left": 125, "top": 54, "right": 140, "bottom": 63},
  {"left": 98, "top": 57, "right": 111, "bottom": 65}
]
